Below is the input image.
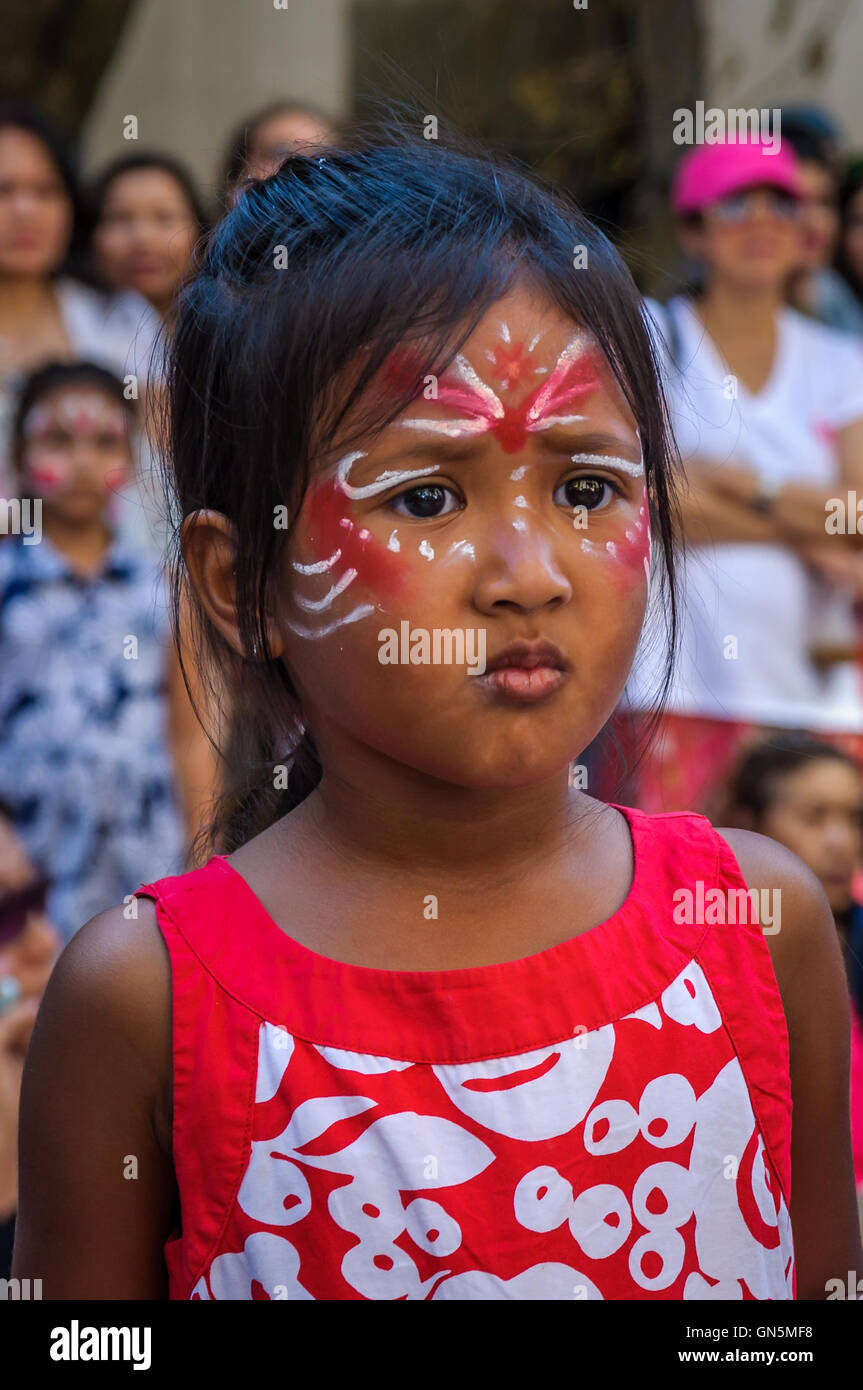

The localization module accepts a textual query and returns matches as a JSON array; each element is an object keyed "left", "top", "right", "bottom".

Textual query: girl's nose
[{"left": 472, "top": 521, "right": 573, "bottom": 615}]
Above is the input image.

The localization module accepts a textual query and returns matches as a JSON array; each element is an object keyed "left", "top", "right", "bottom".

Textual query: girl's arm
[
  {"left": 719, "top": 828, "right": 863, "bottom": 1298},
  {"left": 11, "top": 899, "right": 177, "bottom": 1298}
]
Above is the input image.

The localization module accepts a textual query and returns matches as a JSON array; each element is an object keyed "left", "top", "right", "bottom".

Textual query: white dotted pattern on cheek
[
  {"left": 387, "top": 530, "right": 400, "bottom": 552},
  {"left": 418, "top": 539, "right": 435, "bottom": 560},
  {"left": 509, "top": 466, "right": 526, "bottom": 481},
  {"left": 513, "top": 495, "right": 529, "bottom": 509},
  {"left": 512, "top": 519, "right": 528, "bottom": 533}
]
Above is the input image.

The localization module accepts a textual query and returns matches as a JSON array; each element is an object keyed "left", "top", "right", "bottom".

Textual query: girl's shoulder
[
  {"left": 714, "top": 824, "right": 839, "bottom": 1021},
  {"left": 39, "top": 896, "right": 173, "bottom": 1152}
]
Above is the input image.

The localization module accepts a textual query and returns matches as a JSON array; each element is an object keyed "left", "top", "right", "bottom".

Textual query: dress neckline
[{"left": 156, "top": 804, "right": 717, "bottom": 1061}]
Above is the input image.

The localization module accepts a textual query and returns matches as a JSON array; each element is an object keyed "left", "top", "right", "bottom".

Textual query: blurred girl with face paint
[
  {"left": 12, "top": 123, "right": 861, "bottom": 1302},
  {"left": 0, "top": 361, "right": 216, "bottom": 944},
  {"left": 0, "top": 104, "right": 165, "bottom": 553}
]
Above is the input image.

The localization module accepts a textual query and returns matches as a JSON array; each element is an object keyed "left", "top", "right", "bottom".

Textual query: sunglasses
[
  {"left": 708, "top": 189, "right": 800, "bottom": 224},
  {"left": 0, "top": 877, "right": 50, "bottom": 946}
]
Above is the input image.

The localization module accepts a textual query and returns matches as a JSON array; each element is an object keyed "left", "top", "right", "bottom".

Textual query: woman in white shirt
[
  {"left": 0, "top": 103, "right": 162, "bottom": 549},
  {"left": 608, "top": 135, "right": 863, "bottom": 816}
]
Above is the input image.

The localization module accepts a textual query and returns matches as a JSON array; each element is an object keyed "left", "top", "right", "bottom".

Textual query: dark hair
[
  {"left": 11, "top": 360, "right": 135, "bottom": 470},
  {"left": 0, "top": 100, "right": 88, "bottom": 279},
  {"left": 781, "top": 121, "right": 840, "bottom": 179},
  {"left": 87, "top": 151, "right": 209, "bottom": 247},
  {"left": 727, "top": 731, "right": 860, "bottom": 822},
  {"left": 220, "top": 100, "right": 341, "bottom": 197},
  {"left": 835, "top": 155, "right": 863, "bottom": 304},
  {"left": 166, "top": 117, "right": 682, "bottom": 854}
]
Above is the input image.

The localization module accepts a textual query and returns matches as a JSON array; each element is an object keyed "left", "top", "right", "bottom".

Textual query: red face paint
[
  {"left": 433, "top": 338, "right": 606, "bottom": 454},
  {"left": 594, "top": 491, "right": 651, "bottom": 594},
  {"left": 486, "top": 340, "right": 536, "bottom": 390},
  {"left": 102, "top": 464, "right": 130, "bottom": 492},
  {"left": 304, "top": 479, "right": 406, "bottom": 598},
  {"left": 25, "top": 457, "right": 68, "bottom": 491}
]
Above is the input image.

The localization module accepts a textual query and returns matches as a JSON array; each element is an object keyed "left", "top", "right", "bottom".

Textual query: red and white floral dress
[{"left": 134, "top": 805, "right": 795, "bottom": 1300}]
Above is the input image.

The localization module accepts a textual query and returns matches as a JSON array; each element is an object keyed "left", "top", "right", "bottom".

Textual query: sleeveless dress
[{"left": 133, "top": 805, "right": 795, "bottom": 1301}]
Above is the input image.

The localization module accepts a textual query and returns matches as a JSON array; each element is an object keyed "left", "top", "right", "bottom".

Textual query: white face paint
[
  {"left": 512, "top": 519, "right": 528, "bottom": 533},
  {"left": 418, "top": 539, "right": 434, "bottom": 560},
  {"left": 295, "top": 568, "right": 358, "bottom": 612},
  {"left": 286, "top": 604, "right": 375, "bottom": 641},
  {"left": 513, "top": 495, "right": 529, "bottom": 509},
  {"left": 292, "top": 549, "right": 341, "bottom": 575},
  {"left": 394, "top": 330, "right": 594, "bottom": 439},
  {"left": 570, "top": 452, "right": 644, "bottom": 478},
  {"left": 386, "top": 529, "right": 400, "bottom": 552},
  {"left": 335, "top": 449, "right": 445, "bottom": 500},
  {"left": 444, "top": 539, "right": 476, "bottom": 563},
  {"left": 509, "top": 466, "right": 526, "bottom": 481}
]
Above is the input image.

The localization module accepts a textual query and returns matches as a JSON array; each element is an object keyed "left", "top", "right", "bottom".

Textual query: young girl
[
  {"left": 0, "top": 361, "right": 214, "bottom": 942},
  {"left": 12, "top": 130, "right": 862, "bottom": 1300}
]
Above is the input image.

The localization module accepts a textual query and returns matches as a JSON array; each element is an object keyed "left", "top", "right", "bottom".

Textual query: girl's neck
[
  {"left": 301, "top": 753, "right": 587, "bottom": 889},
  {"left": 696, "top": 280, "right": 781, "bottom": 338},
  {"left": 0, "top": 274, "right": 57, "bottom": 324},
  {"left": 42, "top": 513, "right": 114, "bottom": 576}
]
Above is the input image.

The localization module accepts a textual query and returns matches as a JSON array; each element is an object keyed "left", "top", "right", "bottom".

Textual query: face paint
[
  {"left": 102, "top": 464, "right": 129, "bottom": 492},
  {"left": 24, "top": 456, "right": 69, "bottom": 491},
  {"left": 396, "top": 330, "right": 605, "bottom": 454},
  {"left": 418, "top": 539, "right": 434, "bottom": 560},
  {"left": 288, "top": 450, "right": 412, "bottom": 641},
  {"left": 578, "top": 490, "right": 651, "bottom": 592},
  {"left": 24, "top": 396, "right": 128, "bottom": 440},
  {"left": 569, "top": 451, "right": 644, "bottom": 479}
]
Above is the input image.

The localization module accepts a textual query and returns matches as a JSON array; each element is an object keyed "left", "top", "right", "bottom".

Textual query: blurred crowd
[{"left": 1, "top": 93, "right": 863, "bottom": 1266}]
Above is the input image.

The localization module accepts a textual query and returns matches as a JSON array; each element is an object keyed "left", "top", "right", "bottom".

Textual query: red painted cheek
[
  {"left": 103, "top": 464, "right": 130, "bottom": 491},
  {"left": 611, "top": 495, "right": 651, "bottom": 589},
  {"left": 304, "top": 480, "right": 406, "bottom": 598},
  {"left": 25, "top": 457, "right": 69, "bottom": 490}
]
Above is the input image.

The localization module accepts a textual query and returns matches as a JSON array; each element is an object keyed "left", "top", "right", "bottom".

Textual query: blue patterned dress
[{"left": 0, "top": 531, "right": 187, "bottom": 941}]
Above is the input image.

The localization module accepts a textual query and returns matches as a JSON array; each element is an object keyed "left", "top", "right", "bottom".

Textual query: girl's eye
[
  {"left": 390, "top": 484, "right": 460, "bottom": 519},
  {"left": 554, "top": 475, "right": 617, "bottom": 511}
]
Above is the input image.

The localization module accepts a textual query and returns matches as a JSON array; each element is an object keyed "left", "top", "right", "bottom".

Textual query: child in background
[
  {"left": 0, "top": 361, "right": 215, "bottom": 941},
  {"left": 13, "top": 128, "right": 862, "bottom": 1300},
  {"left": 722, "top": 733, "right": 863, "bottom": 1206}
]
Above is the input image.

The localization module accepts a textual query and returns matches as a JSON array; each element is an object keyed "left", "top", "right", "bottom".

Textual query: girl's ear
[{"left": 180, "top": 509, "right": 286, "bottom": 660}]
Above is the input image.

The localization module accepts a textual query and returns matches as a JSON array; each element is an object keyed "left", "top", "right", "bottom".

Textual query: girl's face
[
  {"left": 0, "top": 128, "right": 73, "bottom": 279},
  {"left": 681, "top": 185, "right": 801, "bottom": 293},
  {"left": 842, "top": 184, "right": 863, "bottom": 281},
  {"left": 92, "top": 167, "right": 198, "bottom": 309},
  {"left": 20, "top": 386, "right": 132, "bottom": 523},
  {"left": 279, "top": 284, "right": 650, "bottom": 788},
  {"left": 757, "top": 760, "right": 863, "bottom": 915},
  {"left": 795, "top": 159, "right": 839, "bottom": 269}
]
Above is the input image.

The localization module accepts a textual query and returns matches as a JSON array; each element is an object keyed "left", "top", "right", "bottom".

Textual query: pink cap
[{"left": 671, "top": 137, "right": 803, "bottom": 215}]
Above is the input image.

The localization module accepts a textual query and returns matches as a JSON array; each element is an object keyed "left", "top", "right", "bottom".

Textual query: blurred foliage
[
  {"left": 352, "top": 0, "right": 704, "bottom": 291},
  {"left": 0, "top": 0, "right": 135, "bottom": 144}
]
